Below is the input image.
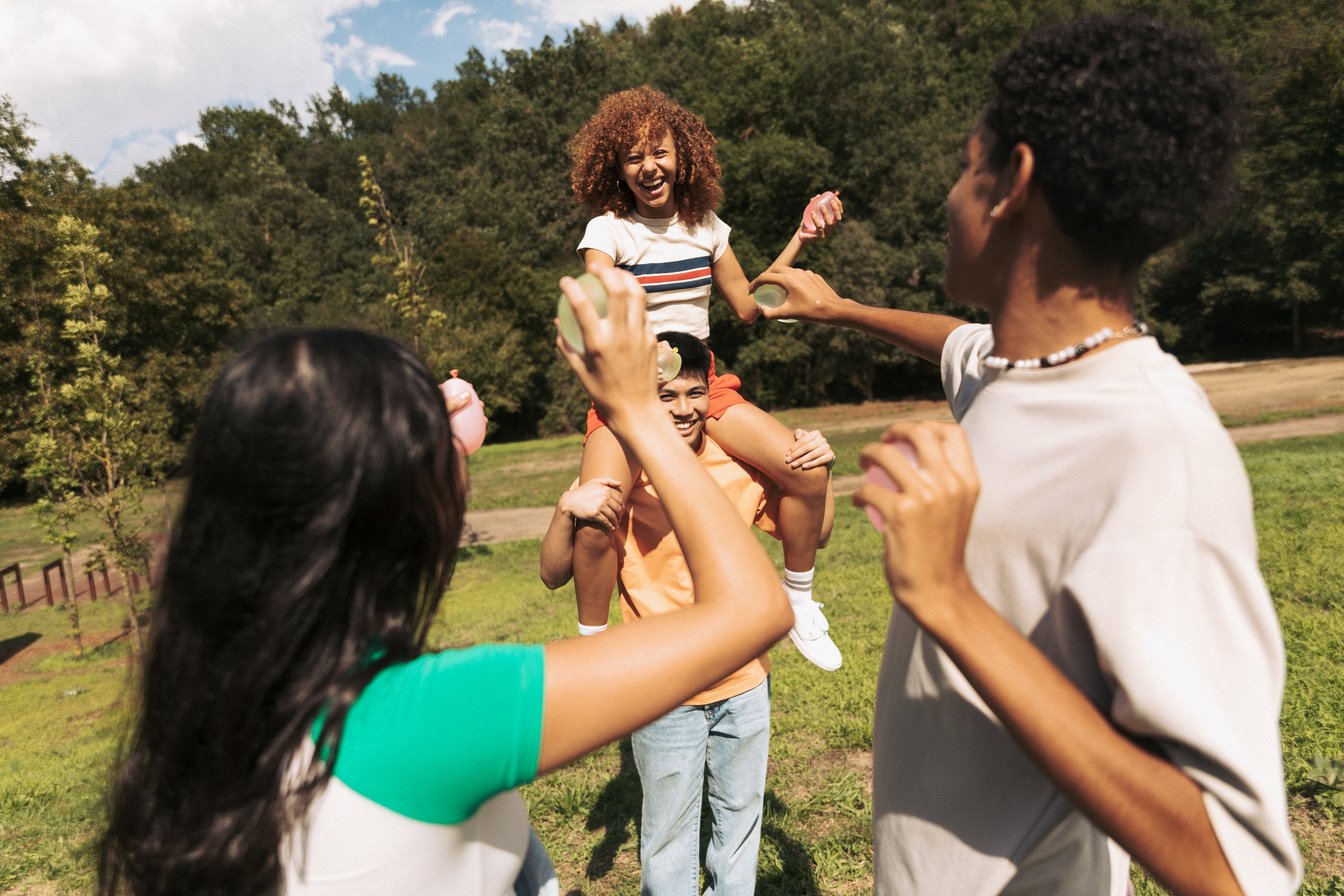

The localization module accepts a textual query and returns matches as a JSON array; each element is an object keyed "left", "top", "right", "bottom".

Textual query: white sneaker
[{"left": 788, "top": 598, "right": 842, "bottom": 671}]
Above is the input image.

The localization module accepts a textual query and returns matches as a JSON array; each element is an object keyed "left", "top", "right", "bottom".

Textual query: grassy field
[{"left": 1, "top": 432, "right": 1342, "bottom": 894}]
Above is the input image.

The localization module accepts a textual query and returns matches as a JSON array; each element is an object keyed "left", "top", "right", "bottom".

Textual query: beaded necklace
[{"left": 983, "top": 321, "right": 1149, "bottom": 371}]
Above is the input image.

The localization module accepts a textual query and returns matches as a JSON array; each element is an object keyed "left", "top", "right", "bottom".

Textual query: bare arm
[
  {"left": 712, "top": 194, "right": 845, "bottom": 324},
  {"left": 539, "top": 267, "right": 793, "bottom": 774},
  {"left": 538, "top": 478, "right": 622, "bottom": 590},
  {"left": 751, "top": 267, "right": 964, "bottom": 365},
  {"left": 853, "top": 423, "right": 1244, "bottom": 896},
  {"left": 583, "top": 248, "right": 615, "bottom": 271}
]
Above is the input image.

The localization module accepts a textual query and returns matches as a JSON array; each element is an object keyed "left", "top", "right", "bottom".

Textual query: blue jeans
[
  {"left": 512, "top": 826, "right": 558, "bottom": 896},
  {"left": 631, "top": 677, "right": 770, "bottom": 896}
]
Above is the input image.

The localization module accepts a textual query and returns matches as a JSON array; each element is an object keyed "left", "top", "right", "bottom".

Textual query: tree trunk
[
  {"left": 123, "top": 572, "right": 145, "bottom": 656},
  {"left": 62, "top": 551, "right": 84, "bottom": 659}
]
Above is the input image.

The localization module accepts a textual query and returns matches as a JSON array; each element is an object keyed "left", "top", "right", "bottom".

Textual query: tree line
[{"left": 3, "top": 0, "right": 1341, "bottom": 499}]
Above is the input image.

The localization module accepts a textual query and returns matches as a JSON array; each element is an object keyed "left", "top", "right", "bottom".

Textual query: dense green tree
[
  {"left": 3, "top": 0, "right": 1341, "bottom": 457},
  {"left": 25, "top": 216, "right": 170, "bottom": 652},
  {"left": 0, "top": 110, "right": 104, "bottom": 494}
]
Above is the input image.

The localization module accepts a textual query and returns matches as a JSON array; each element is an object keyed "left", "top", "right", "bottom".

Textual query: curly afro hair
[
  {"left": 568, "top": 86, "right": 723, "bottom": 227},
  {"left": 983, "top": 14, "right": 1240, "bottom": 268}
]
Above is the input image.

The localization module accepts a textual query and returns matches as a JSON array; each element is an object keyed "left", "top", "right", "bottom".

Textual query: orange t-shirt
[{"left": 616, "top": 435, "right": 782, "bottom": 705}]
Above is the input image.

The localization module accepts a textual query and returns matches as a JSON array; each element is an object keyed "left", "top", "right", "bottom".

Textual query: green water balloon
[{"left": 556, "top": 273, "right": 609, "bottom": 354}]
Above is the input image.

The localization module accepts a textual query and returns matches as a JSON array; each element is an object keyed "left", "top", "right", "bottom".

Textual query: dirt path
[{"left": 463, "top": 356, "right": 1344, "bottom": 545}]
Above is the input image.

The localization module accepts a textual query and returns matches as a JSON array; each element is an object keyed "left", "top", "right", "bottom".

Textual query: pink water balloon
[
  {"left": 862, "top": 439, "right": 919, "bottom": 530},
  {"left": 801, "top": 191, "right": 838, "bottom": 236},
  {"left": 440, "top": 370, "right": 486, "bottom": 455}
]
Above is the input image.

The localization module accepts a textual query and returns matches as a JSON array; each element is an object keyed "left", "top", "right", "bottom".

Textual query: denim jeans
[
  {"left": 631, "top": 677, "right": 770, "bottom": 896},
  {"left": 512, "top": 826, "right": 558, "bottom": 896}
]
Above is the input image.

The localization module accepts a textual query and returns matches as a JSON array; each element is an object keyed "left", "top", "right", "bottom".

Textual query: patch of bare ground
[
  {"left": 1188, "top": 355, "right": 1344, "bottom": 421},
  {"left": 775, "top": 355, "right": 1344, "bottom": 434},
  {"left": 1, "top": 880, "right": 64, "bottom": 896},
  {"left": 774, "top": 398, "right": 951, "bottom": 433},
  {"left": 766, "top": 737, "right": 872, "bottom": 834},
  {"left": 461, "top": 355, "right": 1344, "bottom": 545},
  {"left": 1292, "top": 799, "right": 1344, "bottom": 879}
]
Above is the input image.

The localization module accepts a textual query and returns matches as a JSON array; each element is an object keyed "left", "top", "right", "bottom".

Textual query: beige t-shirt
[{"left": 870, "top": 324, "right": 1301, "bottom": 895}]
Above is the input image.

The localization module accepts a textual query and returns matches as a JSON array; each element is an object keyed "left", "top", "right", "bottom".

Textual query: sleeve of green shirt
[{"left": 324, "top": 643, "right": 545, "bottom": 824}]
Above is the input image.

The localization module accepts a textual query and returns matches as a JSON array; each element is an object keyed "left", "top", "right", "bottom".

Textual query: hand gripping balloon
[
  {"left": 801, "top": 191, "right": 839, "bottom": 236},
  {"left": 440, "top": 370, "right": 486, "bottom": 455},
  {"left": 861, "top": 439, "right": 919, "bottom": 530},
  {"left": 752, "top": 283, "right": 797, "bottom": 323}
]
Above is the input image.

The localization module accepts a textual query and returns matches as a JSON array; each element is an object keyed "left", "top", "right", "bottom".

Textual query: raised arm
[
  {"left": 854, "top": 422, "right": 1246, "bottom": 896},
  {"left": 752, "top": 267, "right": 965, "bottom": 365},
  {"left": 539, "top": 267, "right": 793, "bottom": 774},
  {"left": 711, "top": 193, "right": 846, "bottom": 324}
]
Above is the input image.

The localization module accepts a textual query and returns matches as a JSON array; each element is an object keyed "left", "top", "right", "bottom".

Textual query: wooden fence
[{"left": 0, "top": 557, "right": 147, "bottom": 614}]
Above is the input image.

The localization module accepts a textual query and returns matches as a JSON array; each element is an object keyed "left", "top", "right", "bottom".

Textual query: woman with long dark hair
[{"left": 98, "top": 268, "right": 793, "bottom": 895}]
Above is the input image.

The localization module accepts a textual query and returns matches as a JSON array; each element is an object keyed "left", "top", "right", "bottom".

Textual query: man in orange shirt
[{"left": 540, "top": 330, "right": 834, "bottom": 895}]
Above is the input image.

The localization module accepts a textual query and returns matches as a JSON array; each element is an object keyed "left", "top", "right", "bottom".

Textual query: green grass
[
  {"left": 463, "top": 433, "right": 587, "bottom": 512},
  {"left": 1243, "top": 434, "right": 1344, "bottom": 882},
  {"left": 459, "top": 422, "right": 891, "bottom": 516},
  {"left": 0, "top": 599, "right": 134, "bottom": 894},
  {"left": 1, "top": 434, "right": 1342, "bottom": 894},
  {"left": 1220, "top": 405, "right": 1344, "bottom": 430},
  {"left": 0, "top": 482, "right": 180, "bottom": 574}
]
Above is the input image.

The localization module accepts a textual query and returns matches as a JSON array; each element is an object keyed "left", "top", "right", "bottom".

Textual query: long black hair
[{"left": 99, "top": 329, "right": 465, "bottom": 895}]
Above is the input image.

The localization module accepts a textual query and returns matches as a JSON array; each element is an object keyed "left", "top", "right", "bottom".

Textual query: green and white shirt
[{"left": 283, "top": 644, "right": 545, "bottom": 895}]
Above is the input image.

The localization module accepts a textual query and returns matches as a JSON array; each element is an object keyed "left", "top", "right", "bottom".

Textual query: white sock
[
  {"left": 783, "top": 567, "right": 814, "bottom": 606},
  {"left": 577, "top": 622, "right": 608, "bottom": 637}
]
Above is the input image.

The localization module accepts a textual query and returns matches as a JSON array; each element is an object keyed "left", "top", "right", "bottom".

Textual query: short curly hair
[
  {"left": 568, "top": 86, "right": 723, "bottom": 227},
  {"left": 983, "top": 14, "right": 1240, "bottom": 268}
]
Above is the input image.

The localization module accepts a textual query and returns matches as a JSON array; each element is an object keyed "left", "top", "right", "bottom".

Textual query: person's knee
[
  {"left": 574, "top": 520, "right": 616, "bottom": 558},
  {"left": 777, "top": 462, "right": 829, "bottom": 499}
]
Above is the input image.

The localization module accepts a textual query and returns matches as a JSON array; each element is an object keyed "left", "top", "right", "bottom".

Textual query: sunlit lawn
[{"left": 1, "top": 433, "right": 1341, "bottom": 894}]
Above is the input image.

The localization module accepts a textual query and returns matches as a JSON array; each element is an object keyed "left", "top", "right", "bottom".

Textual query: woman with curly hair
[
  {"left": 97, "top": 269, "right": 794, "bottom": 896},
  {"left": 566, "top": 85, "right": 845, "bottom": 672},
  {"left": 755, "top": 13, "right": 1301, "bottom": 895}
]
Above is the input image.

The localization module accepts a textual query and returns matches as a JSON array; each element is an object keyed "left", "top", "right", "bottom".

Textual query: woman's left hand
[{"left": 798, "top": 192, "right": 844, "bottom": 243}]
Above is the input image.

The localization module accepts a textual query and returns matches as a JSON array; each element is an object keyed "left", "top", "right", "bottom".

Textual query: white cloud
[
  {"left": 0, "top": 0, "right": 752, "bottom": 181},
  {"left": 518, "top": 0, "right": 739, "bottom": 27},
  {"left": 477, "top": 18, "right": 532, "bottom": 53},
  {"left": 0, "top": 0, "right": 392, "bottom": 181},
  {"left": 97, "top": 130, "right": 180, "bottom": 183},
  {"left": 175, "top": 129, "right": 206, "bottom": 150},
  {"left": 328, "top": 34, "right": 417, "bottom": 80},
  {"left": 429, "top": 3, "right": 474, "bottom": 37}
]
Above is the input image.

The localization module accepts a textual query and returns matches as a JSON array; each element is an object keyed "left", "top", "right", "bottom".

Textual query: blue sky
[{"left": 0, "top": 0, "right": 717, "bottom": 182}]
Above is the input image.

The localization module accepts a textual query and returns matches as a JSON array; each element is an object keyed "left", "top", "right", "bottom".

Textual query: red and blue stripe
[{"left": 620, "top": 256, "right": 713, "bottom": 294}]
